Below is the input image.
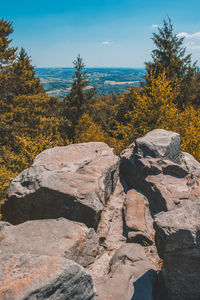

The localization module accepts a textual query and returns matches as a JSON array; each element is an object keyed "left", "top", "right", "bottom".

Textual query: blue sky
[{"left": 1, "top": 0, "right": 200, "bottom": 67}]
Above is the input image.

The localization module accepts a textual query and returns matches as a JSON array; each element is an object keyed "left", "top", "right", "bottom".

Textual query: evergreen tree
[
  {"left": 63, "top": 54, "right": 96, "bottom": 140},
  {"left": 0, "top": 19, "right": 17, "bottom": 100},
  {"left": 12, "top": 47, "right": 44, "bottom": 96},
  {"left": 145, "top": 18, "right": 197, "bottom": 106},
  {"left": 0, "top": 19, "right": 17, "bottom": 67}
]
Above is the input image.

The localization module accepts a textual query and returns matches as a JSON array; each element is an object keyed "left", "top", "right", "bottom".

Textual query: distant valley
[{"left": 36, "top": 68, "right": 145, "bottom": 97}]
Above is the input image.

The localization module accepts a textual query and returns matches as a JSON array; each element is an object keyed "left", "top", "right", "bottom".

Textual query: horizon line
[{"left": 35, "top": 66, "right": 146, "bottom": 69}]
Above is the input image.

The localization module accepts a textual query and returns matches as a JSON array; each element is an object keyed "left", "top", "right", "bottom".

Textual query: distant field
[{"left": 36, "top": 68, "right": 145, "bottom": 98}]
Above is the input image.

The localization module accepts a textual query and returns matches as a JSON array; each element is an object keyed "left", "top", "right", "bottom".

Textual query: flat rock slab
[
  {"left": 2, "top": 142, "right": 119, "bottom": 228},
  {"left": 0, "top": 254, "right": 97, "bottom": 300},
  {"left": 0, "top": 218, "right": 99, "bottom": 267},
  {"left": 154, "top": 203, "right": 200, "bottom": 300}
]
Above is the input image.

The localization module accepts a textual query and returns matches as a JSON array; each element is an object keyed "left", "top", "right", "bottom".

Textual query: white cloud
[
  {"left": 177, "top": 32, "right": 200, "bottom": 39},
  {"left": 191, "top": 45, "right": 200, "bottom": 49},
  {"left": 185, "top": 41, "right": 200, "bottom": 50},
  {"left": 152, "top": 24, "right": 159, "bottom": 28},
  {"left": 102, "top": 41, "right": 110, "bottom": 45},
  {"left": 186, "top": 44, "right": 200, "bottom": 49}
]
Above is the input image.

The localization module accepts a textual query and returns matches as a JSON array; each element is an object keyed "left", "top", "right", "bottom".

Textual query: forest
[{"left": 1, "top": 18, "right": 200, "bottom": 215}]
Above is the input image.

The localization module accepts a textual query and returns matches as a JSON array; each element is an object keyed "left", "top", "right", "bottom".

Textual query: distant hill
[{"left": 36, "top": 68, "right": 145, "bottom": 97}]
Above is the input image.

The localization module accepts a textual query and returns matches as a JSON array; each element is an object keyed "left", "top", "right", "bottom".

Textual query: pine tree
[
  {"left": 12, "top": 48, "right": 44, "bottom": 96},
  {"left": 63, "top": 54, "right": 96, "bottom": 140},
  {"left": 0, "top": 19, "right": 17, "bottom": 67},
  {"left": 145, "top": 18, "right": 197, "bottom": 106},
  {"left": 0, "top": 19, "right": 17, "bottom": 100}
]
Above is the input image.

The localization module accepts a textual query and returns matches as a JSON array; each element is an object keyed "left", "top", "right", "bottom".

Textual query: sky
[{"left": 1, "top": 0, "right": 200, "bottom": 68}]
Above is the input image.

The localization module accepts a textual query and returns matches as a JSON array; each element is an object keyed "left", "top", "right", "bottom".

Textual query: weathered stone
[
  {"left": 0, "top": 218, "right": 99, "bottom": 267},
  {"left": 135, "top": 129, "right": 181, "bottom": 162},
  {"left": 123, "top": 189, "right": 153, "bottom": 245},
  {"left": 2, "top": 142, "right": 119, "bottom": 228},
  {"left": 154, "top": 203, "right": 200, "bottom": 300},
  {"left": 143, "top": 174, "right": 197, "bottom": 212},
  {"left": 120, "top": 129, "right": 200, "bottom": 214},
  {"left": 182, "top": 152, "right": 200, "bottom": 177},
  {"left": 94, "top": 244, "right": 157, "bottom": 300},
  {"left": 87, "top": 179, "right": 126, "bottom": 281},
  {"left": 0, "top": 254, "right": 97, "bottom": 300},
  {"left": 97, "top": 178, "right": 126, "bottom": 249},
  {"left": 0, "top": 221, "right": 11, "bottom": 231}
]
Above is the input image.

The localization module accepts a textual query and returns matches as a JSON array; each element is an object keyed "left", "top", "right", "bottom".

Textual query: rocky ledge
[{"left": 1, "top": 129, "right": 200, "bottom": 300}]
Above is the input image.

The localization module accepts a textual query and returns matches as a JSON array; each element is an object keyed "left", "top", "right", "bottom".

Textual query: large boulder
[
  {"left": 0, "top": 218, "right": 99, "bottom": 267},
  {"left": 120, "top": 129, "right": 200, "bottom": 214},
  {"left": 154, "top": 203, "right": 200, "bottom": 300},
  {"left": 2, "top": 142, "right": 119, "bottom": 228},
  {"left": 0, "top": 218, "right": 98, "bottom": 299},
  {"left": 0, "top": 254, "right": 97, "bottom": 300}
]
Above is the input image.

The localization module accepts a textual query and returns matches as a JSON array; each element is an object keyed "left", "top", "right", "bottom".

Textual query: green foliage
[
  {"left": 0, "top": 18, "right": 17, "bottom": 101},
  {"left": 0, "top": 18, "right": 17, "bottom": 67},
  {"left": 12, "top": 48, "right": 44, "bottom": 96},
  {"left": 145, "top": 18, "right": 197, "bottom": 107},
  {"left": 0, "top": 92, "right": 68, "bottom": 207},
  {"left": 63, "top": 54, "right": 96, "bottom": 139},
  {"left": 85, "top": 93, "right": 121, "bottom": 133},
  {"left": 0, "top": 20, "right": 68, "bottom": 217}
]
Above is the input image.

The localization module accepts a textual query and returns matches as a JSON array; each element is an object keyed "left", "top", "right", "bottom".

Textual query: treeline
[{"left": 1, "top": 18, "right": 200, "bottom": 212}]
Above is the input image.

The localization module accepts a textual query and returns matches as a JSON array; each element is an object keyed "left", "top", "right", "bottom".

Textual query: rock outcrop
[
  {"left": 120, "top": 129, "right": 200, "bottom": 214},
  {"left": 154, "top": 203, "right": 200, "bottom": 300},
  {"left": 2, "top": 142, "right": 119, "bottom": 229},
  {"left": 1, "top": 129, "right": 200, "bottom": 300}
]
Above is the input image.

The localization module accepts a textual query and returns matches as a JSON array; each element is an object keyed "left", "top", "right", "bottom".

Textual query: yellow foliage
[
  {"left": 0, "top": 164, "right": 17, "bottom": 219},
  {"left": 113, "top": 70, "right": 180, "bottom": 152},
  {"left": 112, "top": 69, "right": 200, "bottom": 161},
  {"left": 0, "top": 93, "right": 69, "bottom": 217},
  {"left": 74, "top": 113, "right": 108, "bottom": 143},
  {"left": 177, "top": 106, "right": 200, "bottom": 161}
]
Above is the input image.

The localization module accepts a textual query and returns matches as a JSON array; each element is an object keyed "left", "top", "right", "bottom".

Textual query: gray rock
[
  {"left": 120, "top": 129, "right": 200, "bottom": 214},
  {"left": 0, "top": 254, "right": 97, "bottom": 300},
  {"left": 154, "top": 203, "right": 200, "bottom": 300},
  {"left": 182, "top": 151, "right": 200, "bottom": 177},
  {"left": 2, "top": 142, "right": 119, "bottom": 228},
  {"left": 135, "top": 129, "right": 181, "bottom": 162},
  {"left": 143, "top": 174, "right": 197, "bottom": 212},
  {"left": 0, "top": 218, "right": 99, "bottom": 267}
]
